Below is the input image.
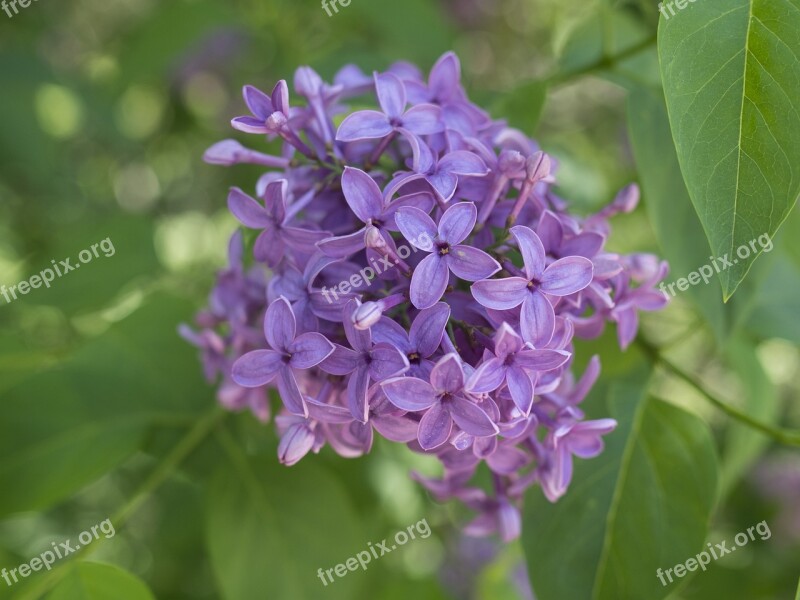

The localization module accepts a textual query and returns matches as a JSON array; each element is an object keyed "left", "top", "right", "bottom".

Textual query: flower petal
[
  {"left": 317, "top": 229, "right": 367, "bottom": 259},
  {"left": 466, "top": 357, "right": 506, "bottom": 393},
  {"left": 429, "top": 52, "right": 461, "bottom": 102},
  {"left": 470, "top": 277, "right": 528, "bottom": 310},
  {"left": 342, "top": 167, "right": 385, "bottom": 223},
  {"left": 395, "top": 206, "right": 438, "bottom": 249},
  {"left": 231, "top": 116, "right": 269, "bottom": 134},
  {"left": 347, "top": 366, "right": 371, "bottom": 423},
  {"left": 381, "top": 376, "right": 437, "bottom": 411},
  {"left": 277, "top": 367, "right": 308, "bottom": 416},
  {"left": 410, "top": 253, "right": 449, "bottom": 309},
  {"left": 227, "top": 188, "right": 271, "bottom": 228},
  {"left": 447, "top": 246, "right": 500, "bottom": 281},
  {"left": 438, "top": 151, "right": 488, "bottom": 176},
  {"left": 288, "top": 332, "right": 335, "bottom": 369},
  {"left": 277, "top": 423, "right": 315, "bottom": 466},
  {"left": 401, "top": 104, "right": 443, "bottom": 135},
  {"left": 231, "top": 350, "right": 283, "bottom": 387},
  {"left": 430, "top": 353, "right": 465, "bottom": 395},
  {"left": 520, "top": 292, "right": 555, "bottom": 348},
  {"left": 375, "top": 72, "right": 406, "bottom": 118},
  {"left": 514, "top": 349, "right": 571, "bottom": 372},
  {"left": 449, "top": 396, "right": 499, "bottom": 437},
  {"left": 541, "top": 256, "right": 594, "bottom": 296},
  {"left": 438, "top": 201, "right": 477, "bottom": 245},
  {"left": 265, "top": 297, "right": 297, "bottom": 352},
  {"left": 242, "top": 85, "right": 274, "bottom": 119},
  {"left": 417, "top": 402, "right": 453, "bottom": 450},
  {"left": 409, "top": 302, "right": 451, "bottom": 357},
  {"left": 510, "top": 226, "right": 547, "bottom": 280},
  {"left": 506, "top": 365, "right": 534, "bottom": 415},
  {"left": 369, "top": 343, "right": 410, "bottom": 381},
  {"left": 319, "top": 344, "right": 361, "bottom": 375},
  {"left": 336, "top": 110, "right": 393, "bottom": 141}
]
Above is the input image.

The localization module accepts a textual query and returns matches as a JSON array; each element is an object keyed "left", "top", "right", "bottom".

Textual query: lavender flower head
[{"left": 183, "top": 52, "right": 669, "bottom": 541}]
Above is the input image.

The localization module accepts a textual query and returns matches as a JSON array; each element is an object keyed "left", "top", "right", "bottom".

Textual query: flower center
[
  {"left": 437, "top": 242, "right": 451, "bottom": 256},
  {"left": 407, "top": 351, "right": 421, "bottom": 364}
]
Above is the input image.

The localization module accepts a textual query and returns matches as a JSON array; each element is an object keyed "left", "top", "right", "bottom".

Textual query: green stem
[
  {"left": 637, "top": 338, "right": 800, "bottom": 447},
  {"left": 548, "top": 33, "right": 658, "bottom": 86}
]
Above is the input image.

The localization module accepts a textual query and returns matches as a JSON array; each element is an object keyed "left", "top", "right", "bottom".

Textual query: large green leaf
[
  {"left": 523, "top": 382, "right": 718, "bottom": 600},
  {"left": 0, "top": 292, "right": 214, "bottom": 516},
  {"left": 44, "top": 563, "right": 155, "bottom": 600},
  {"left": 206, "top": 453, "right": 367, "bottom": 600},
  {"left": 627, "top": 85, "right": 727, "bottom": 341},
  {"left": 658, "top": 0, "right": 800, "bottom": 299}
]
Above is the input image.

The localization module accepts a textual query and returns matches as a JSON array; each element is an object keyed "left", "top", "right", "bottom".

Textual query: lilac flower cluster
[{"left": 184, "top": 52, "right": 669, "bottom": 541}]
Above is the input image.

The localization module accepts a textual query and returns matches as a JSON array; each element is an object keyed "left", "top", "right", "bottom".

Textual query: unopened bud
[
  {"left": 497, "top": 150, "right": 526, "bottom": 176},
  {"left": 525, "top": 151, "right": 551, "bottom": 184},
  {"left": 365, "top": 226, "right": 387, "bottom": 249},
  {"left": 352, "top": 301, "right": 384, "bottom": 330}
]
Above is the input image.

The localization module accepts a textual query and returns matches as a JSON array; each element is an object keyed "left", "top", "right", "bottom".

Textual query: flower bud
[{"left": 352, "top": 301, "right": 383, "bottom": 330}]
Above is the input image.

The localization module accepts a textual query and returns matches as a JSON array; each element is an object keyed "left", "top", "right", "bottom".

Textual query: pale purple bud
[
  {"left": 352, "top": 301, "right": 383, "bottom": 330},
  {"left": 525, "top": 151, "right": 551, "bottom": 184},
  {"left": 497, "top": 150, "right": 526, "bottom": 177},
  {"left": 365, "top": 225, "right": 387, "bottom": 249}
]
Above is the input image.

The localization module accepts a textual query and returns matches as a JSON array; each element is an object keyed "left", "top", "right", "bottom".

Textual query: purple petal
[
  {"left": 265, "top": 297, "right": 297, "bottom": 352},
  {"left": 381, "top": 376, "right": 437, "bottom": 411},
  {"left": 277, "top": 367, "right": 307, "bottom": 416},
  {"left": 337, "top": 110, "right": 393, "bottom": 141},
  {"left": 373, "top": 415, "right": 419, "bottom": 442},
  {"left": 317, "top": 229, "right": 367, "bottom": 258},
  {"left": 231, "top": 116, "right": 269, "bottom": 135},
  {"left": 427, "top": 172, "right": 459, "bottom": 201},
  {"left": 429, "top": 52, "right": 460, "bottom": 102},
  {"left": 487, "top": 447, "right": 530, "bottom": 475},
  {"left": 430, "top": 353, "right": 465, "bottom": 395},
  {"left": 395, "top": 206, "right": 438, "bottom": 250},
  {"left": 410, "top": 254, "right": 449, "bottom": 309},
  {"left": 541, "top": 444, "right": 572, "bottom": 503},
  {"left": 514, "top": 349, "right": 570, "bottom": 372},
  {"left": 282, "top": 227, "right": 331, "bottom": 252},
  {"left": 382, "top": 192, "right": 435, "bottom": 231},
  {"left": 227, "top": 188, "right": 271, "bottom": 228},
  {"left": 262, "top": 179, "right": 287, "bottom": 223},
  {"left": 231, "top": 350, "right": 283, "bottom": 387},
  {"left": 438, "top": 201, "right": 476, "bottom": 245},
  {"left": 346, "top": 367, "right": 371, "bottom": 423},
  {"left": 270, "top": 80, "right": 290, "bottom": 114},
  {"left": 369, "top": 343, "right": 410, "bottom": 381},
  {"left": 520, "top": 292, "right": 555, "bottom": 348},
  {"left": 447, "top": 246, "right": 500, "bottom": 282},
  {"left": 493, "top": 323, "right": 523, "bottom": 357},
  {"left": 306, "top": 398, "right": 353, "bottom": 424},
  {"left": 506, "top": 365, "right": 534, "bottom": 415},
  {"left": 467, "top": 357, "right": 506, "bottom": 393},
  {"left": 409, "top": 303, "right": 451, "bottom": 357},
  {"left": 278, "top": 423, "right": 315, "bottom": 466},
  {"left": 401, "top": 104, "right": 443, "bottom": 135},
  {"left": 288, "top": 332, "right": 335, "bottom": 369},
  {"left": 342, "top": 299, "right": 372, "bottom": 352},
  {"left": 439, "top": 151, "right": 488, "bottom": 176},
  {"left": 319, "top": 344, "right": 361, "bottom": 375},
  {"left": 449, "top": 396, "right": 499, "bottom": 437},
  {"left": 541, "top": 256, "right": 594, "bottom": 296},
  {"left": 536, "top": 211, "right": 563, "bottom": 252},
  {"left": 375, "top": 72, "right": 406, "bottom": 118},
  {"left": 564, "top": 419, "right": 617, "bottom": 458},
  {"left": 254, "top": 231, "right": 284, "bottom": 267},
  {"left": 243, "top": 82, "right": 277, "bottom": 117},
  {"left": 561, "top": 232, "right": 605, "bottom": 259},
  {"left": 372, "top": 317, "right": 413, "bottom": 353},
  {"left": 417, "top": 402, "right": 453, "bottom": 450},
  {"left": 342, "top": 167, "right": 384, "bottom": 223},
  {"left": 511, "top": 226, "right": 546, "bottom": 280},
  {"left": 405, "top": 133, "right": 437, "bottom": 174},
  {"left": 471, "top": 277, "right": 528, "bottom": 310}
]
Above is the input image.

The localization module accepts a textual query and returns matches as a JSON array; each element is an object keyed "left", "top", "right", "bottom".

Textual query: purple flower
[
  {"left": 382, "top": 353, "right": 499, "bottom": 450},
  {"left": 539, "top": 418, "right": 617, "bottom": 502},
  {"left": 471, "top": 226, "right": 593, "bottom": 346},
  {"left": 320, "top": 299, "right": 409, "bottom": 422},
  {"left": 468, "top": 323, "right": 570, "bottom": 415},
  {"left": 406, "top": 135, "right": 489, "bottom": 202},
  {"left": 396, "top": 202, "right": 500, "bottom": 308},
  {"left": 231, "top": 82, "right": 291, "bottom": 135},
  {"left": 336, "top": 73, "right": 443, "bottom": 142},
  {"left": 228, "top": 180, "right": 329, "bottom": 267},
  {"left": 232, "top": 297, "right": 335, "bottom": 416}
]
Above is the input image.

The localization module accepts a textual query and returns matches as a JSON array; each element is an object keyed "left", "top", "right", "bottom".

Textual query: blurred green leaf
[
  {"left": 627, "top": 85, "right": 727, "bottom": 341},
  {"left": 523, "top": 381, "right": 718, "bottom": 600},
  {"left": 44, "top": 562, "right": 155, "bottom": 600},
  {"left": 493, "top": 81, "right": 548, "bottom": 135},
  {"left": 0, "top": 292, "right": 213, "bottom": 516},
  {"left": 206, "top": 450, "right": 367, "bottom": 600},
  {"left": 658, "top": 0, "right": 800, "bottom": 299}
]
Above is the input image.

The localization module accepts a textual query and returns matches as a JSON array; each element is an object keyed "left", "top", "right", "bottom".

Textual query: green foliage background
[{"left": 0, "top": 0, "right": 798, "bottom": 598}]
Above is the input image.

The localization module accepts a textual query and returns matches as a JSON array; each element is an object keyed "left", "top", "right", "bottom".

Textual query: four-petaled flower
[
  {"left": 396, "top": 202, "right": 500, "bottom": 309},
  {"left": 231, "top": 82, "right": 291, "bottom": 135},
  {"left": 232, "top": 297, "right": 335, "bottom": 417},
  {"left": 471, "top": 226, "right": 593, "bottom": 347}
]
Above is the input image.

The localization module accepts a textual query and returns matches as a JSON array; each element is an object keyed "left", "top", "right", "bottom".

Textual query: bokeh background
[{"left": 0, "top": 0, "right": 798, "bottom": 598}]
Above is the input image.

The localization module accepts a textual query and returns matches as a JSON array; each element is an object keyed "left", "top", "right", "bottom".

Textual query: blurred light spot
[
  {"left": 85, "top": 55, "right": 119, "bottom": 82},
  {"left": 34, "top": 84, "right": 84, "bottom": 139},
  {"left": 113, "top": 163, "right": 161, "bottom": 212},
  {"left": 154, "top": 211, "right": 230, "bottom": 271},
  {"left": 757, "top": 340, "right": 800, "bottom": 385},
  {"left": 149, "top": 141, "right": 192, "bottom": 188},
  {"left": 115, "top": 86, "right": 165, "bottom": 140},
  {"left": 402, "top": 536, "right": 444, "bottom": 578},
  {"left": 182, "top": 72, "right": 228, "bottom": 119}
]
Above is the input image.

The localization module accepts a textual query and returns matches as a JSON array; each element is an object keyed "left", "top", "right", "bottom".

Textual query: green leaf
[
  {"left": 522, "top": 382, "right": 719, "bottom": 600},
  {"left": 627, "top": 85, "right": 727, "bottom": 341},
  {"left": 45, "top": 562, "right": 155, "bottom": 600},
  {"left": 206, "top": 453, "right": 367, "bottom": 600},
  {"left": 0, "top": 292, "right": 213, "bottom": 517},
  {"left": 718, "top": 337, "right": 780, "bottom": 496},
  {"left": 795, "top": 576, "right": 800, "bottom": 600},
  {"left": 493, "top": 81, "right": 548, "bottom": 135},
  {"left": 658, "top": 0, "right": 800, "bottom": 299}
]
